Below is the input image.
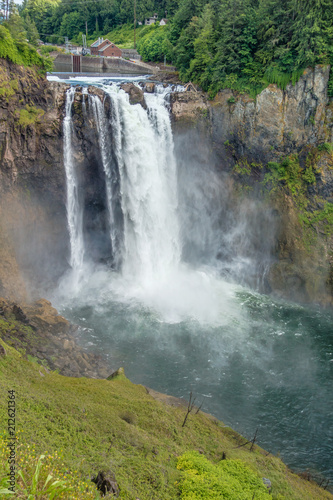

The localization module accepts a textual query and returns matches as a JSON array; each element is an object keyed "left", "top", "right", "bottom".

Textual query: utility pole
[
  {"left": 134, "top": 0, "right": 136, "bottom": 49},
  {"left": 86, "top": 20, "right": 88, "bottom": 38}
]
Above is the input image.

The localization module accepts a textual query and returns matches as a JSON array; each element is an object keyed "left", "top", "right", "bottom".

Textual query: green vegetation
[
  {"left": 16, "top": 105, "right": 45, "bottom": 128},
  {"left": 0, "top": 24, "right": 52, "bottom": 71},
  {"left": 0, "top": 77, "right": 18, "bottom": 98},
  {"left": 266, "top": 154, "right": 302, "bottom": 195},
  {"left": 0, "top": 434, "right": 100, "bottom": 498},
  {"left": 261, "top": 147, "right": 333, "bottom": 248},
  {"left": 0, "top": 335, "right": 331, "bottom": 499},
  {"left": 39, "top": 44, "right": 63, "bottom": 55},
  {"left": 318, "top": 143, "right": 333, "bottom": 154},
  {"left": 177, "top": 452, "right": 272, "bottom": 499},
  {"left": 17, "top": 0, "right": 332, "bottom": 96}
]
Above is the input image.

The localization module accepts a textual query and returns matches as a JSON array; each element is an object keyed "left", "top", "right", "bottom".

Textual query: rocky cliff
[
  {"left": 0, "top": 62, "right": 332, "bottom": 307},
  {"left": 170, "top": 65, "right": 333, "bottom": 305},
  {"left": 0, "top": 60, "right": 68, "bottom": 299}
]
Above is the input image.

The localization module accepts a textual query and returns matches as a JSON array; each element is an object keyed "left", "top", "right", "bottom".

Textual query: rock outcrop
[
  {"left": 120, "top": 83, "right": 147, "bottom": 108},
  {"left": 0, "top": 61, "right": 69, "bottom": 299},
  {"left": 0, "top": 297, "right": 111, "bottom": 378},
  {"left": 170, "top": 66, "right": 333, "bottom": 305},
  {"left": 170, "top": 66, "right": 332, "bottom": 160}
]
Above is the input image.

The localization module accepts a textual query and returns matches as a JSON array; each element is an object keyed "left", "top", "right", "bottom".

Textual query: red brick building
[{"left": 90, "top": 38, "right": 122, "bottom": 57}]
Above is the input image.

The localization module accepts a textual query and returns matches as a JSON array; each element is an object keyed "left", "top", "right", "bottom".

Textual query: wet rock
[
  {"left": 120, "top": 83, "right": 147, "bottom": 109},
  {"left": 263, "top": 477, "right": 272, "bottom": 493},
  {"left": 92, "top": 471, "right": 119, "bottom": 497},
  {"left": 12, "top": 304, "right": 28, "bottom": 324},
  {"left": 144, "top": 82, "right": 155, "bottom": 93},
  {"left": 107, "top": 367, "right": 125, "bottom": 380},
  {"left": 0, "top": 296, "right": 113, "bottom": 378},
  {"left": 63, "top": 339, "right": 73, "bottom": 351},
  {"left": 98, "top": 368, "right": 110, "bottom": 379},
  {"left": 76, "top": 353, "right": 92, "bottom": 371},
  {"left": 53, "top": 358, "right": 67, "bottom": 370},
  {"left": 22, "top": 299, "right": 73, "bottom": 336},
  {"left": 170, "top": 91, "right": 208, "bottom": 122},
  {"left": 88, "top": 86, "right": 105, "bottom": 102}
]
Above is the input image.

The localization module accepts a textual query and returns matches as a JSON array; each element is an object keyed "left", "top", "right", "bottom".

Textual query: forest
[{"left": 1, "top": 0, "right": 333, "bottom": 95}]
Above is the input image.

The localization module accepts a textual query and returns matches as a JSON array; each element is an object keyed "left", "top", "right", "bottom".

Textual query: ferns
[
  {"left": 0, "top": 26, "right": 22, "bottom": 65},
  {"left": 264, "top": 65, "right": 306, "bottom": 90}
]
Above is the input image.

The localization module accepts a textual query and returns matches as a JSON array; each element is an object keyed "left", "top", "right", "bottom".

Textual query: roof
[
  {"left": 91, "top": 38, "right": 110, "bottom": 48},
  {"left": 98, "top": 43, "right": 120, "bottom": 52}
]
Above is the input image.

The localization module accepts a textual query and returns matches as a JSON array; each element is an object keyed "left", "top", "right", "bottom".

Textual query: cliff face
[
  {"left": 0, "top": 61, "right": 69, "bottom": 299},
  {"left": 170, "top": 66, "right": 332, "bottom": 160},
  {"left": 170, "top": 65, "right": 333, "bottom": 305},
  {"left": 0, "top": 62, "right": 332, "bottom": 307}
]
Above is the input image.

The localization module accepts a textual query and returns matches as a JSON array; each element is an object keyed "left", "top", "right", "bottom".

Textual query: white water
[
  {"left": 59, "top": 84, "right": 240, "bottom": 325},
  {"left": 54, "top": 80, "right": 333, "bottom": 482},
  {"left": 89, "top": 94, "right": 119, "bottom": 263},
  {"left": 117, "top": 88, "right": 181, "bottom": 282},
  {"left": 63, "top": 87, "right": 85, "bottom": 271}
]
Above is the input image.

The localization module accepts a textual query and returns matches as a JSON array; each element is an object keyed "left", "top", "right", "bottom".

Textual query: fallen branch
[
  {"left": 234, "top": 428, "right": 258, "bottom": 452},
  {"left": 182, "top": 392, "right": 196, "bottom": 428}
]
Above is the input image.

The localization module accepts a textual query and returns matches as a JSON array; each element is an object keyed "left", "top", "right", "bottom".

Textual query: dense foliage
[
  {"left": 177, "top": 451, "right": 272, "bottom": 499},
  {"left": 0, "top": 25, "right": 51, "bottom": 70},
  {"left": 16, "top": 0, "right": 333, "bottom": 96},
  {"left": 137, "top": 0, "right": 333, "bottom": 96},
  {"left": 0, "top": 3, "right": 52, "bottom": 70},
  {"left": 18, "top": 0, "right": 176, "bottom": 44}
]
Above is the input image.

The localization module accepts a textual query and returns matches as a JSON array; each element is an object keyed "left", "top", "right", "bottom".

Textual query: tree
[
  {"left": 24, "top": 13, "right": 39, "bottom": 45},
  {"left": 187, "top": 4, "right": 216, "bottom": 88},
  {"left": 60, "top": 11, "right": 85, "bottom": 39}
]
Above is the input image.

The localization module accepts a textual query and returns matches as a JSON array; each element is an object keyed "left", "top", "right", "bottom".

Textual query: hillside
[{"left": 0, "top": 327, "right": 332, "bottom": 499}]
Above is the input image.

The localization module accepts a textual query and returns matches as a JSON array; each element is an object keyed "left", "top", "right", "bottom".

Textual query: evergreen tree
[{"left": 24, "top": 13, "right": 39, "bottom": 45}]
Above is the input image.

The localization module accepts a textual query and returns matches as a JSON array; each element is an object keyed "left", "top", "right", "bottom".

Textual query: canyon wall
[
  {"left": 170, "top": 65, "right": 333, "bottom": 305},
  {"left": 0, "top": 61, "right": 68, "bottom": 299},
  {"left": 0, "top": 60, "right": 332, "bottom": 306}
]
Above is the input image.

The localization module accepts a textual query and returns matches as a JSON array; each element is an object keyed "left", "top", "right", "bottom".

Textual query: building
[
  {"left": 90, "top": 38, "right": 121, "bottom": 57},
  {"left": 98, "top": 43, "right": 122, "bottom": 58},
  {"left": 90, "top": 38, "right": 108, "bottom": 55},
  {"left": 159, "top": 18, "right": 168, "bottom": 25},
  {"left": 145, "top": 13, "right": 158, "bottom": 25}
]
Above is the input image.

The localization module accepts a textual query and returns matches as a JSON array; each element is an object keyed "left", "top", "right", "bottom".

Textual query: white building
[{"left": 145, "top": 13, "right": 158, "bottom": 25}]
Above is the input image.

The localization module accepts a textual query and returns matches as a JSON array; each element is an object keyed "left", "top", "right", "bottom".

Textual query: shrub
[
  {"left": 0, "top": 25, "right": 52, "bottom": 71},
  {"left": 318, "top": 143, "right": 333, "bottom": 153},
  {"left": 177, "top": 451, "right": 271, "bottom": 499},
  {"left": 17, "top": 105, "right": 45, "bottom": 128}
]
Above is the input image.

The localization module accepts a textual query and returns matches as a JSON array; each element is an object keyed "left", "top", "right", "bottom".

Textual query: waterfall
[
  {"left": 89, "top": 94, "right": 121, "bottom": 267},
  {"left": 113, "top": 88, "right": 181, "bottom": 282},
  {"left": 63, "top": 87, "right": 85, "bottom": 270},
  {"left": 60, "top": 83, "right": 258, "bottom": 323},
  {"left": 86, "top": 86, "right": 181, "bottom": 282}
]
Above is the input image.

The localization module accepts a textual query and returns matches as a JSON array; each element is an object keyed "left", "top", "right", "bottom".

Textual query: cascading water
[
  {"left": 114, "top": 88, "right": 181, "bottom": 282},
  {"left": 54, "top": 78, "right": 333, "bottom": 484},
  {"left": 89, "top": 94, "right": 120, "bottom": 266},
  {"left": 63, "top": 87, "right": 85, "bottom": 271}
]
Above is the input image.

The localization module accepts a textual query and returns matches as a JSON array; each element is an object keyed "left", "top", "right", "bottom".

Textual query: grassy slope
[
  {"left": 0, "top": 337, "right": 332, "bottom": 499},
  {"left": 86, "top": 24, "right": 148, "bottom": 49}
]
